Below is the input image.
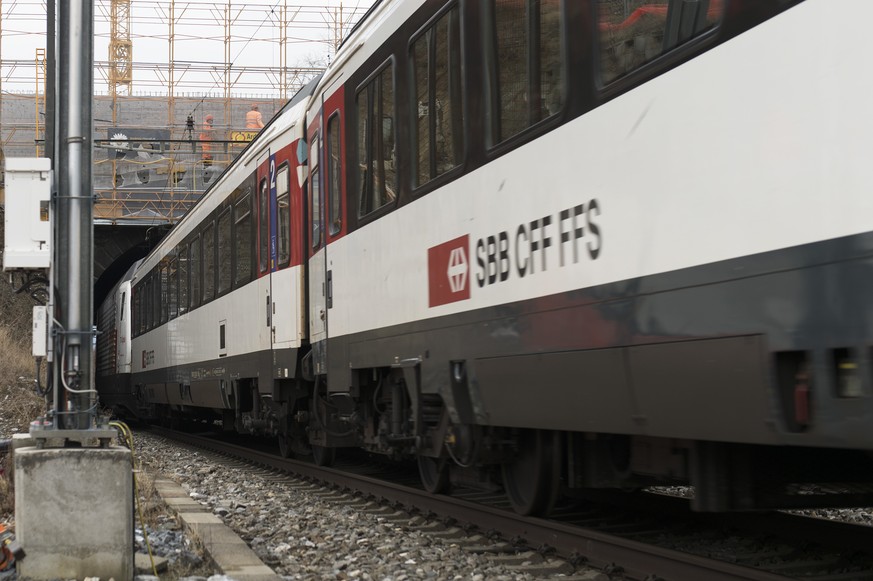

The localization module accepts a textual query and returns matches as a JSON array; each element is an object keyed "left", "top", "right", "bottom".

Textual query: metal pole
[
  {"left": 46, "top": 0, "right": 56, "bottom": 164},
  {"left": 56, "top": 0, "right": 94, "bottom": 431}
]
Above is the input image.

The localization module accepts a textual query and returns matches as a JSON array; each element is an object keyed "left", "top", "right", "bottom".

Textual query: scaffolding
[{"left": 0, "top": 0, "right": 367, "bottom": 223}]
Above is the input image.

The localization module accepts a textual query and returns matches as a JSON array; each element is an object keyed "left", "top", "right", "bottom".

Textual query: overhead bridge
[{"left": 92, "top": 141, "right": 243, "bottom": 305}]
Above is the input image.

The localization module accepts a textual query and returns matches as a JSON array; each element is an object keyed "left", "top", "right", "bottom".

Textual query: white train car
[
  {"left": 96, "top": 262, "right": 138, "bottom": 415},
  {"left": 301, "top": 0, "right": 873, "bottom": 513},
  {"left": 126, "top": 80, "right": 316, "bottom": 455},
  {"left": 104, "top": 0, "right": 873, "bottom": 514}
]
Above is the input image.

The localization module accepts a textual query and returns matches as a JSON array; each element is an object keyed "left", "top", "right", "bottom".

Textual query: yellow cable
[{"left": 110, "top": 421, "right": 158, "bottom": 577}]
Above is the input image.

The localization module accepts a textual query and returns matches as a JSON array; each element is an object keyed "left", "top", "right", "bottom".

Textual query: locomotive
[{"left": 98, "top": 0, "right": 873, "bottom": 514}]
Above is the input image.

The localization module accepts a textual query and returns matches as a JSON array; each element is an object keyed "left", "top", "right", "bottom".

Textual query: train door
[
  {"left": 307, "top": 124, "right": 327, "bottom": 374},
  {"left": 307, "top": 85, "right": 344, "bottom": 379},
  {"left": 322, "top": 87, "right": 346, "bottom": 388},
  {"left": 117, "top": 281, "right": 132, "bottom": 374},
  {"left": 270, "top": 158, "right": 297, "bottom": 348},
  {"left": 256, "top": 150, "right": 273, "bottom": 353}
]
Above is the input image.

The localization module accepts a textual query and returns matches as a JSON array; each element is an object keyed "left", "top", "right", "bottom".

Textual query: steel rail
[{"left": 148, "top": 427, "right": 802, "bottom": 581}]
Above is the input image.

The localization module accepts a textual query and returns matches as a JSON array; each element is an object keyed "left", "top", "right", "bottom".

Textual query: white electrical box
[
  {"left": 3, "top": 157, "right": 52, "bottom": 271},
  {"left": 32, "top": 305, "right": 47, "bottom": 357}
]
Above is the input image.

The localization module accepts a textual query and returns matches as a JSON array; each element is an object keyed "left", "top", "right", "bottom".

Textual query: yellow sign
[{"left": 230, "top": 130, "right": 258, "bottom": 142}]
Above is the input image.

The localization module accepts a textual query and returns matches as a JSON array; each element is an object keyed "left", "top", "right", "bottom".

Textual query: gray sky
[{"left": 1, "top": 0, "right": 376, "bottom": 96}]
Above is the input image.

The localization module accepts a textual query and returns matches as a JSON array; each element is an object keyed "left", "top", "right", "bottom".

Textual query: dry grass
[
  {"left": 0, "top": 325, "right": 43, "bottom": 517},
  {"left": 0, "top": 470, "right": 12, "bottom": 516},
  {"left": 0, "top": 224, "right": 46, "bottom": 517},
  {"left": 134, "top": 468, "right": 164, "bottom": 529},
  {"left": 0, "top": 326, "right": 45, "bottom": 435}
]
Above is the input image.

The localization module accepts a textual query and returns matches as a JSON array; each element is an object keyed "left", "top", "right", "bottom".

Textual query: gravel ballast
[{"left": 133, "top": 432, "right": 539, "bottom": 580}]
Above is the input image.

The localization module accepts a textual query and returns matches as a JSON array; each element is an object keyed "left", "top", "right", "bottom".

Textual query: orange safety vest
[{"left": 246, "top": 110, "right": 264, "bottom": 129}]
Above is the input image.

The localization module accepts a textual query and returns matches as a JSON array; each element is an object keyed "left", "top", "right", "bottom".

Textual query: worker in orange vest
[
  {"left": 246, "top": 104, "right": 265, "bottom": 129},
  {"left": 200, "top": 115, "right": 215, "bottom": 166}
]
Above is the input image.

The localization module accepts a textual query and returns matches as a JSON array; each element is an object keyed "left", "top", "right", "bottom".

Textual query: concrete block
[
  {"left": 164, "top": 496, "right": 206, "bottom": 511},
  {"left": 135, "top": 552, "right": 169, "bottom": 574},
  {"left": 15, "top": 447, "right": 133, "bottom": 581},
  {"left": 153, "top": 479, "right": 192, "bottom": 497},
  {"left": 221, "top": 564, "right": 283, "bottom": 581},
  {"left": 11, "top": 433, "right": 34, "bottom": 450},
  {"left": 151, "top": 477, "right": 281, "bottom": 581},
  {"left": 178, "top": 511, "right": 223, "bottom": 524},
  {"left": 201, "top": 542, "right": 273, "bottom": 567}
]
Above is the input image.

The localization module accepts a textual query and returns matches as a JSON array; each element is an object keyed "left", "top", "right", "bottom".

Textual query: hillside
[
  {"left": 0, "top": 206, "right": 45, "bottom": 436},
  {"left": 0, "top": 206, "right": 45, "bottom": 516}
]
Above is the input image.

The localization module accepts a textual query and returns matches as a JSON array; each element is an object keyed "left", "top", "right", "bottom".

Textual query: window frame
[
  {"left": 159, "top": 261, "right": 169, "bottom": 325},
  {"left": 486, "top": 0, "right": 567, "bottom": 152},
  {"left": 177, "top": 243, "right": 189, "bottom": 315},
  {"left": 145, "top": 276, "right": 154, "bottom": 331},
  {"left": 409, "top": 1, "right": 465, "bottom": 192},
  {"left": 595, "top": 0, "right": 726, "bottom": 92},
  {"left": 217, "top": 207, "right": 233, "bottom": 295},
  {"left": 326, "top": 112, "right": 343, "bottom": 236},
  {"left": 234, "top": 192, "right": 253, "bottom": 287},
  {"left": 190, "top": 234, "right": 202, "bottom": 309},
  {"left": 275, "top": 163, "right": 292, "bottom": 267},
  {"left": 258, "top": 176, "right": 270, "bottom": 274},
  {"left": 168, "top": 253, "right": 178, "bottom": 320},
  {"left": 202, "top": 221, "right": 216, "bottom": 303},
  {"left": 354, "top": 58, "right": 398, "bottom": 222},
  {"left": 133, "top": 285, "right": 142, "bottom": 336},
  {"left": 310, "top": 131, "right": 322, "bottom": 250}
]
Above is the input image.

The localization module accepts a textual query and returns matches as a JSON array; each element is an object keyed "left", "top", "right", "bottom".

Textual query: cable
[
  {"left": 371, "top": 371, "right": 386, "bottom": 414},
  {"left": 110, "top": 421, "right": 158, "bottom": 578},
  {"left": 34, "top": 357, "right": 50, "bottom": 398},
  {"left": 444, "top": 437, "right": 476, "bottom": 469},
  {"left": 58, "top": 343, "right": 98, "bottom": 396}
]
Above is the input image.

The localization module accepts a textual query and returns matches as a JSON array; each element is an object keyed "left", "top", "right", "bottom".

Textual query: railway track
[{"left": 145, "top": 427, "right": 873, "bottom": 581}]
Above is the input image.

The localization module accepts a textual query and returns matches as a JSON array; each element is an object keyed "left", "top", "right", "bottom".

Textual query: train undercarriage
[{"left": 135, "top": 364, "right": 873, "bottom": 517}]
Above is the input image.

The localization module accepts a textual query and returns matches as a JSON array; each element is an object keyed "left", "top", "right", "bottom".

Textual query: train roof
[{"left": 132, "top": 77, "right": 320, "bottom": 281}]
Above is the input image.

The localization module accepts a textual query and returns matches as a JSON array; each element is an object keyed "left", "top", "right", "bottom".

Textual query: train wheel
[
  {"left": 418, "top": 455, "right": 450, "bottom": 494},
  {"left": 501, "top": 429, "right": 560, "bottom": 516},
  {"left": 312, "top": 444, "right": 336, "bottom": 467}
]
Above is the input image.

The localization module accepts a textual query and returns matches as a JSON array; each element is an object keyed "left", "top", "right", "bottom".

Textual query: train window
[
  {"left": 140, "top": 284, "right": 146, "bottom": 334},
  {"left": 310, "top": 168, "right": 322, "bottom": 249},
  {"left": 145, "top": 277, "right": 154, "bottom": 331},
  {"left": 492, "top": 0, "right": 564, "bottom": 143},
  {"left": 412, "top": 4, "right": 463, "bottom": 187},
  {"left": 190, "top": 236, "right": 201, "bottom": 309},
  {"left": 277, "top": 165, "right": 291, "bottom": 265},
  {"left": 203, "top": 222, "right": 216, "bottom": 302},
  {"left": 234, "top": 195, "right": 252, "bottom": 285},
  {"left": 178, "top": 244, "right": 189, "bottom": 315},
  {"left": 218, "top": 209, "right": 232, "bottom": 293},
  {"left": 133, "top": 287, "right": 141, "bottom": 335},
  {"left": 258, "top": 177, "right": 269, "bottom": 273},
  {"left": 154, "top": 270, "right": 162, "bottom": 328},
  {"left": 598, "top": 0, "right": 724, "bottom": 84},
  {"left": 120, "top": 292, "right": 126, "bottom": 321},
  {"left": 356, "top": 63, "right": 396, "bottom": 217},
  {"left": 160, "top": 261, "right": 169, "bottom": 325},
  {"left": 327, "top": 114, "right": 342, "bottom": 236},
  {"left": 168, "top": 255, "right": 178, "bottom": 319}
]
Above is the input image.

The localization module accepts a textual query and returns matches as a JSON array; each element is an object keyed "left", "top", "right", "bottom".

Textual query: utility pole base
[{"left": 14, "top": 446, "right": 133, "bottom": 580}]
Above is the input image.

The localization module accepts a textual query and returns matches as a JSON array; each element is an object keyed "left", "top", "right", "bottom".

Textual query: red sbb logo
[{"left": 428, "top": 235, "right": 471, "bottom": 307}]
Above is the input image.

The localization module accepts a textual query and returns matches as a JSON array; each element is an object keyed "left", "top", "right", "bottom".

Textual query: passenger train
[{"left": 97, "top": 0, "right": 873, "bottom": 514}]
